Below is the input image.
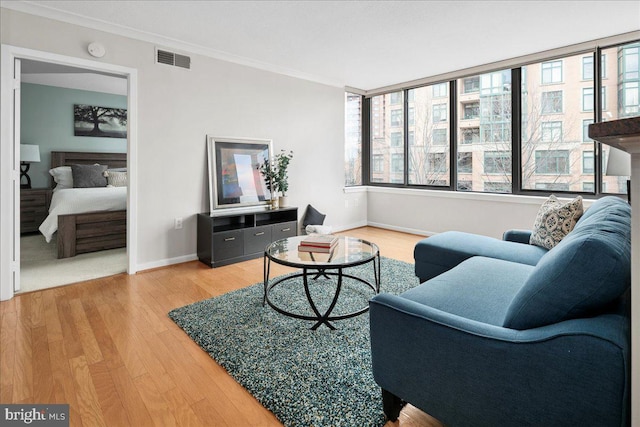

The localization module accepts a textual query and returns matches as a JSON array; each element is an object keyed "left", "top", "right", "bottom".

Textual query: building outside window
[
  {"left": 433, "top": 104, "right": 447, "bottom": 123},
  {"left": 535, "top": 150, "right": 570, "bottom": 174},
  {"left": 370, "top": 92, "right": 404, "bottom": 183},
  {"left": 583, "top": 151, "right": 594, "bottom": 174},
  {"left": 433, "top": 83, "right": 447, "bottom": 98},
  {"left": 391, "top": 153, "right": 403, "bottom": 174},
  {"left": 390, "top": 92, "right": 402, "bottom": 105},
  {"left": 457, "top": 152, "right": 473, "bottom": 173},
  {"left": 463, "top": 76, "right": 480, "bottom": 93},
  {"left": 359, "top": 40, "right": 639, "bottom": 195},
  {"left": 407, "top": 85, "right": 450, "bottom": 186},
  {"left": 345, "top": 92, "right": 362, "bottom": 186},
  {"left": 541, "top": 91, "right": 563, "bottom": 114},
  {"left": 463, "top": 102, "right": 479, "bottom": 119},
  {"left": 541, "top": 60, "right": 563, "bottom": 84},
  {"left": 541, "top": 121, "right": 563, "bottom": 143}
]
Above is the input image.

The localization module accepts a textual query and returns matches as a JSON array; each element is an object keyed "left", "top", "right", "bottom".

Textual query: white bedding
[{"left": 39, "top": 187, "right": 127, "bottom": 242}]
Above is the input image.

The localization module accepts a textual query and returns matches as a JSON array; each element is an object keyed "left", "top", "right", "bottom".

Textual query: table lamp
[
  {"left": 605, "top": 146, "right": 631, "bottom": 203},
  {"left": 20, "top": 144, "right": 40, "bottom": 189}
]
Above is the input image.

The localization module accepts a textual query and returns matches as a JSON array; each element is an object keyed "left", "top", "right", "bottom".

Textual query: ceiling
[{"left": 3, "top": 0, "right": 640, "bottom": 90}]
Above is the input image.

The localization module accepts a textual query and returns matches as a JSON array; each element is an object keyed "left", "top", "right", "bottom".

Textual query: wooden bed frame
[{"left": 50, "top": 151, "right": 127, "bottom": 259}]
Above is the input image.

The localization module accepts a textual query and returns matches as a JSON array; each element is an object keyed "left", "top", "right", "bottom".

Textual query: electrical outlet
[{"left": 174, "top": 217, "right": 183, "bottom": 230}]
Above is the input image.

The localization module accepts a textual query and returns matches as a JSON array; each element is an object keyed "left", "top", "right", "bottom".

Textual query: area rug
[{"left": 168, "top": 256, "right": 418, "bottom": 427}]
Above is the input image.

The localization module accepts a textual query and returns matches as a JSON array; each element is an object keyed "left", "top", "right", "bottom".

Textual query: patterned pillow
[
  {"left": 104, "top": 170, "right": 127, "bottom": 187},
  {"left": 529, "top": 195, "right": 584, "bottom": 250}
]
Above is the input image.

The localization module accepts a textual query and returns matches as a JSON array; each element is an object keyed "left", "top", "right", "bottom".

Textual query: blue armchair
[{"left": 370, "top": 197, "right": 631, "bottom": 426}]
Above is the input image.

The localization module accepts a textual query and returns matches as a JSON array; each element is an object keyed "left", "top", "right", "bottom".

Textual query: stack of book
[{"left": 298, "top": 235, "right": 339, "bottom": 253}]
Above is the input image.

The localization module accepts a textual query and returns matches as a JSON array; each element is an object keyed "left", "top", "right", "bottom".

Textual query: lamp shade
[
  {"left": 605, "top": 146, "right": 631, "bottom": 177},
  {"left": 20, "top": 144, "right": 40, "bottom": 163}
]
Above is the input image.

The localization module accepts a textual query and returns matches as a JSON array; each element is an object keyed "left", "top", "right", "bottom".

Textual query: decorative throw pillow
[
  {"left": 71, "top": 164, "right": 108, "bottom": 188},
  {"left": 49, "top": 166, "right": 73, "bottom": 190},
  {"left": 104, "top": 170, "right": 127, "bottom": 187},
  {"left": 302, "top": 204, "right": 326, "bottom": 227},
  {"left": 529, "top": 195, "right": 583, "bottom": 250}
]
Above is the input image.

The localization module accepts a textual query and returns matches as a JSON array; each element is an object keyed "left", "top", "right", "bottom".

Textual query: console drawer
[
  {"left": 272, "top": 220, "right": 298, "bottom": 241},
  {"left": 244, "top": 225, "right": 272, "bottom": 254},
  {"left": 212, "top": 230, "right": 244, "bottom": 261}
]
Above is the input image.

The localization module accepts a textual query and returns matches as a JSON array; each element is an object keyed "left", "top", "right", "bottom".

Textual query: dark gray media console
[{"left": 197, "top": 207, "right": 298, "bottom": 267}]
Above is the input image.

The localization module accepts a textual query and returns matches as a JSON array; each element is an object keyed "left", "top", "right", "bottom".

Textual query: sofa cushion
[
  {"left": 402, "top": 257, "right": 534, "bottom": 326},
  {"left": 529, "top": 195, "right": 583, "bottom": 250},
  {"left": 414, "top": 231, "right": 547, "bottom": 282},
  {"left": 504, "top": 197, "right": 631, "bottom": 330}
]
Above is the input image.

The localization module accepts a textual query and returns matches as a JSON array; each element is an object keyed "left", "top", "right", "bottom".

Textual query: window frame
[{"left": 356, "top": 36, "right": 639, "bottom": 199}]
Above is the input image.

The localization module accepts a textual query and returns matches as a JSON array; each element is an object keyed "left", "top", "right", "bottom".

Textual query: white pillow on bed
[
  {"left": 104, "top": 170, "right": 127, "bottom": 187},
  {"left": 49, "top": 166, "right": 73, "bottom": 190}
]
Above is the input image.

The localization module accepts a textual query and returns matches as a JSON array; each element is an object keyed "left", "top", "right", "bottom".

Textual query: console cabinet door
[
  {"left": 212, "top": 230, "right": 244, "bottom": 262},
  {"left": 244, "top": 225, "right": 272, "bottom": 254},
  {"left": 272, "top": 221, "right": 298, "bottom": 241}
]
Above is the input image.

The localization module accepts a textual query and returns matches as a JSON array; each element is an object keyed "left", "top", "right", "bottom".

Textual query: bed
[{"left": 39, "top": 151, "right": 127, "bottom": 259}]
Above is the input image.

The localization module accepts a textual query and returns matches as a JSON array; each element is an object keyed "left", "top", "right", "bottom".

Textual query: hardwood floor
[{"left": 0, "top": 226, "right": 442, "bottom": 427}]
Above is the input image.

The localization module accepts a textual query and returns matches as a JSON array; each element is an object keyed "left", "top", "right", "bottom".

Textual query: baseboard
[
  {"left": 366, "top": 221, "right": 435, "bottom": 237},
  {"left": 332, "top": 220, "right": 368, "bottom": 232},
  {"left": 136, "top": 253, "right": 198, "bottom": 272}
]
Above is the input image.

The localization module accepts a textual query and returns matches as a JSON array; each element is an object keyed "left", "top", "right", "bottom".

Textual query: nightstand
[{"left": 20, "top": 188, "right": 51, "bottom": 234}]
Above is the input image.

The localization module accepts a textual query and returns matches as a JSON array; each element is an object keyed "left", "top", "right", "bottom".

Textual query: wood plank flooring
[{"left": 0, "top": 226, "right": 443, "bottom": 427}]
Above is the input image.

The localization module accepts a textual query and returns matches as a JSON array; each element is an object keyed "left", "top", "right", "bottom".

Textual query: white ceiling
[{"left": 3, "top": 0, "right": 640, "bottom": 90}]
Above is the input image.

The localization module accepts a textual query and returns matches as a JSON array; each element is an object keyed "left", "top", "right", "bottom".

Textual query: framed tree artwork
[{"left": 74, "top": 104, "right": 127, "bottom": 138}]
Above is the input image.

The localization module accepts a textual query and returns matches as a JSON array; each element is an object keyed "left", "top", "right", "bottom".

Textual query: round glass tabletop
[{"left": 265, "top": 235, "right": 379, "bottom": 269}]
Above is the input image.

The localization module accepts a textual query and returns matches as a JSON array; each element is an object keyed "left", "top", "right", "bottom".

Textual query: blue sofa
[{"left": 369, "top": 196, "right": 631, "bottom": 426}]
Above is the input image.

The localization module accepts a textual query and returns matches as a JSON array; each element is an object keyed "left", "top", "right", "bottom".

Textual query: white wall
[
  {"left": 367, "top": 188, "right": 595, "bottom": 239},
  {"left": 1, "top": 8, "right": 367, "bottom": 269}
]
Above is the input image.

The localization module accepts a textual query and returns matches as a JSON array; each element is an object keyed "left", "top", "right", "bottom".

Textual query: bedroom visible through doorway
[{"left": 17, "top": 58, "right": 129, "bottom": 293}]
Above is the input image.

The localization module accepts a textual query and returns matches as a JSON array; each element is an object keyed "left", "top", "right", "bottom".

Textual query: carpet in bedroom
[
  {"left": 19, "top": 234, "right": 126, "bottom": 293},
  {"left": 169, "top": 256, "right": 419, "bottom": 427}
]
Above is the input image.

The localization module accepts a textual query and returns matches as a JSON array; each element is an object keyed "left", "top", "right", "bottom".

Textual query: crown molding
[{"left": 1, "top": 1, "right": 345, "bottom": 88}]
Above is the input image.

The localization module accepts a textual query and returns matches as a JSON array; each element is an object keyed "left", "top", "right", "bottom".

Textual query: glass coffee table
[{"left": 263, "top": 235, "right": 380, "bottom": 330}]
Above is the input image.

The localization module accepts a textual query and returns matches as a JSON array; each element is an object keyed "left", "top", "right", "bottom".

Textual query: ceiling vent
[{"left": 156, "top": 48, "right": 191, "bottom": 70}]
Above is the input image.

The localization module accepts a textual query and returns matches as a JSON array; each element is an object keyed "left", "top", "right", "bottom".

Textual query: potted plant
[{"left": 258, "top": 149, "right": 293, "bottom": 209}]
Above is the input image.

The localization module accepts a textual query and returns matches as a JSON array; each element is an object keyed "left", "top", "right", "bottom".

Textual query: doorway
[{"left": 0, "top": 45, "right": 138, "bottom": 301}]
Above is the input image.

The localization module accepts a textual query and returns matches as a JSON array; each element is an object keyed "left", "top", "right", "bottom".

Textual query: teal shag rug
[{"left": 168, "top": 257, "right": 417, "bottom": 427}]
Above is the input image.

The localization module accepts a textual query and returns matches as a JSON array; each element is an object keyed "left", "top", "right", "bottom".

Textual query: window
[
  {"left": 372, "top": 154, "right": 384, "bottom": 173},
  {"left": 535, "top": 150, "right": 570, "bottom": 174},
  {"left": 461, "top": 128, "right": 480, "bottom": 144},
  {"left": 484, "top": 151, "right": 511, "bottom": 174},
  {"left": 582, "top": 55, "right": 594, "bottom": 80},
  {"left": 457, "top": 152, "right": 472, "bottom": 173},
  {"left": 463, "top": 77, "right": 480, "bottom": 93},
  {"left": 620, "top": 81, "right": 639, "bottom": 116},
  {"left": 391, "top": 109, "right": 403, "bottom": 127},
  {"left": 428, "top": 153, "right": 447, "bottom": 173},
  {"left": 345, "top": 92, "right": 362, "bottom": 186},
  {"left": 433, "top": 104, "right": 447, "bottom": 122},
  {"left": 582, "top": 87, "right": 594, "bottom": 111},
  {"left": 391, "top": 132, "right": 402, "bottom": 147},
  {"left": 370, "top": 93, "right": 404, "bottom": 184},
  {"left": 433, "top": 83, "right": 447, "bottom": 98},
  {"left": 541, "top": 91, "right": 563, "bottom": 114},
  {"left": 433, "top": 129, "right": 447, "bottom": 145},
  {"left": 582, "top": 151, "right": 594, "bottom": 174},
  {"left": 458, "top": 70, "right": 512, "bottom": 192},
  {"left": 583, "top": 119, "right": 593, "bottom": 142},
  {"left": 463, "top": 102, "right": 479, "bottom": 119},
  {"left": 390, "top": 92, "right": 402, "bottom": 105},
  {"left": 407, "top": 85, "right": 450, "bottom": 186},
  {"left": 541, "top": 60, "right": 563, "bottom": 83},
  {"left": 391, "top": 153, "right": 403, "bottom": 173},
  {"left": 541, "top": 121, "right": 563, "bottom": 142},
  {"left": 360, "top": 39, "right": 639, "bottom": 198}
]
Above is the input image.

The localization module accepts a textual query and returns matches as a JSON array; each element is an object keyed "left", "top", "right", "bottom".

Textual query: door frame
[{"left": 0, "top": 44, "right": 138, "bottom": 301}]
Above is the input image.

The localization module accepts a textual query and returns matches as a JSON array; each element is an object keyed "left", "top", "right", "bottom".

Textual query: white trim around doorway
[{"left": 0, "top": 44, "right": 138, "bottom": 301}]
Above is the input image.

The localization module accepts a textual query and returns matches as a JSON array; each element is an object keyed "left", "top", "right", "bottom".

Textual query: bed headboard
[{"left": 50, "top": 151, "right": 127, "bottom": 188}]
